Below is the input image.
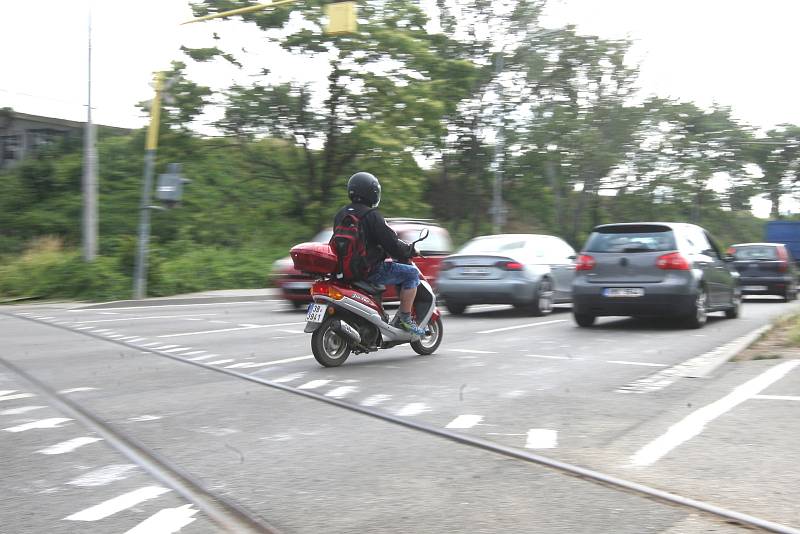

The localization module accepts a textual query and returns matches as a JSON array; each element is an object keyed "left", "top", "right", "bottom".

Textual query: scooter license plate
[{"left": 306, "top": 303, "right": 328, "bottom": 323}]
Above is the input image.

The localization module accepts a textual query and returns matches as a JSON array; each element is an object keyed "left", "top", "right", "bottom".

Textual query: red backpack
[{"left": 330, "top": 208, "right": 375, "bottom": 280}]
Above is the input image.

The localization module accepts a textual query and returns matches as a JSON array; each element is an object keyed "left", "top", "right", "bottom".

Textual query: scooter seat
[{"left": 353, "top": 281, "right": 386, "bottom": 296}]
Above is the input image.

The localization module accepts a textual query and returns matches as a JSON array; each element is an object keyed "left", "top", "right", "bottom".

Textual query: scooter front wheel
[
  {"left": 311, "top": 318, "right": 351, "bottom": 367},
  {"left": 411, "top": 316, "right": 443, "bottom": 356}
]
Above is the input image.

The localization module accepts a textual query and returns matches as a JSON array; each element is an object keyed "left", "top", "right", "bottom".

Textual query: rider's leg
[{"left": 399, "top": 287, "right": 417, "bottom": 314}]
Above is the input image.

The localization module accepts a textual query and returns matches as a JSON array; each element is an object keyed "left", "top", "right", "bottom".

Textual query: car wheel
[
  {"left": 574, "top": 313, "right": 595, "bottom": 327},
  {"left": 783, "top": 283, "right": 797, "bottom": 302},
  {"left": 684, "top": 287, "right": 708, "bottom": 329},
  {"left": 446, "top": 302, "right": 467, "bottom": 315},
  {"left": 529, "top": 278, "right": 554, "bottom": 317},
  {"left": 725, "top": 291, "right": 741, "bottom": 319}
]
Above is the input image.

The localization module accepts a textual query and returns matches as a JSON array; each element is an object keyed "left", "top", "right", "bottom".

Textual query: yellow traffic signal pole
[{"left": 133, "top": 72, "right": 165, "bottom": 299}]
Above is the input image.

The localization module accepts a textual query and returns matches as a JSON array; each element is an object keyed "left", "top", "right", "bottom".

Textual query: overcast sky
[{"left": 2, "top": 0, "right": 798, "bottom": 215}]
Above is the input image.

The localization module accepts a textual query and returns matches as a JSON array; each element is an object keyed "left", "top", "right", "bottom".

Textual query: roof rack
[{"left": 384, "top": 218, "right": 441, "bottom": 227}]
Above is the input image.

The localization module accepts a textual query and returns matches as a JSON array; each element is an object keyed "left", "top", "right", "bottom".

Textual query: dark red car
[{"left": 271, "top": 219, "right": 453, "bottom": 308}]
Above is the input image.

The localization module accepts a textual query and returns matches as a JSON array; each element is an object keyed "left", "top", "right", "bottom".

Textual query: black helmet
[{"left": 347, "top": 172, "right": 381, "bottom": 207}]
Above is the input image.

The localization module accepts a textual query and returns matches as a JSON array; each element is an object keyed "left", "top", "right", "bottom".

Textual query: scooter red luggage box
[{"left": 290, "top": 242, "right": 337, "bottom": 274}]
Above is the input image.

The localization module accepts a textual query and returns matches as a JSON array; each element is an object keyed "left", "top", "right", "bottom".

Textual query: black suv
[{"left": 728, "top": 242, "right": 798, "bottom": 301}]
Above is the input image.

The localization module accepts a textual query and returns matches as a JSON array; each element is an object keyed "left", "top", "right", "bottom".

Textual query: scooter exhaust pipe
[{"left": 332, "top": 320, "right": 361, "bottom": 345}]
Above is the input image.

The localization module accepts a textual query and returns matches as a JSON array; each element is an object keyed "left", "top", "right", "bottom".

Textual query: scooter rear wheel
[
  {"left": 311, "top": 318, "right": 351, "bottom": 367},
  {"left": 411, "top": 316, "right": 443, "bottom": 355}
]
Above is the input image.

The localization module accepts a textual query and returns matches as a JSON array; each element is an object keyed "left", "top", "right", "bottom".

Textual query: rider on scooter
[{"left": 333, "top": 172, "right": 426, "bottom": 337}]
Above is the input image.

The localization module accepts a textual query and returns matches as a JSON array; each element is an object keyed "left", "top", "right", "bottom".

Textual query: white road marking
[
  {"left": 67, "top": 301, "right": 266, "bottom": 311},
  {"left": 129, "top": 337, "right": 147, "bottom": 342},
  {"left": 92, "top": 329, "right": 112, "bottom": 333},
  {"left": 124, "top": 504, "right": 198, "bottom": 534},
  {"left": 396, "top": 403, "right": 431, "bottom": 416},
  {"left": 445, "top": 414, "right": 483, "bottom": 429},
  {"left": 277, "top": 329, "right": 305, "bottom": 334},
  {"left": 1, "top": 405, "right": 46, "bottom": 415},
  {"left": 162, "top": 347, "right": 193, "bottom": 353},
  {"left": 360, "top": 394, "right": 391, "bottom": 406},
  {"left": 108, "top": 335, "right": 127, "bottom": 339},
  {"left": 450, "top": 349, "right": 497, "bottom": 354},
  {"left": 525, "top": 429, "right": 558, "bottom": 449},
  {"left": 243, "top": 355, "right": 315, "bottom": 368},
  {"left": 72, "top": 314, "right": 218, "bottom": 324},
  {"left": 189, "top": 354, "right": 219, "bottom": 361},
  {"left": 141, "top": 342, "right": 164, "bottom": 347},
  {"left": 59, "top": 387, "right": 97, "bottom": 394},
  {"left": 606, "top": 360, "right": 669, "bottom": 367},
  {"left": 0, "top": 393, "right": 35, "bottom": 402},
  {"left": 274, "top": 373, "right": 306, "bottom": 383},
  {"left": 298, "top": 379, "right": 331, "bottom": 390},
  {"left": 526, "top": 354, "right": 576, "bottom": 361},
  {"left": 37, "top": 437, "right": 103, "bottom": 455},
  {"left": 156, "top": 322, "right": 306, "bottom": 338},
  {"left": 325, "top": 386, "right": 358, "bottom": 399},
  {"left": 3, "top": 418, "right": 72, "bottom": 432},
  {"left": 0, "top": 390, "right": 16, "bottom": 396},
  {"left": 209, "top": 320, "right": 232, "bottom": 324},
  {"left": 128, "top": 415, "right": 162, "bottom": 422},
  {"left": 224, "top": 362, "right": 259, "bottom": 369},
  {"left": 182, "top": 351, "right": 206, "bottom": 356},
  {"left": 478, "top": 319, "right": 566, "bottom": 334},
  {"left": 206, "top": 359, "right": 236, "bottom": 365},
  {"left": 629, "top": 360, "right": 800, "bottom": 467},
  {"left": 65, "top": 486, "right": 172, "bottom": 521},
  {"left": 68, "top": 464, "right": 138, "bottom": 487},
  {"left": 501, "top": 390, "right": 526, "bottom": 399},
  {"left": 752, "top": 394, "right": 800, "bottom": 401}
]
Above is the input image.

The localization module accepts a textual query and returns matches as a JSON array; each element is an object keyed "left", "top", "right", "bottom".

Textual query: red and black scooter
[{"left": 290, "top": 230, "right": 444, "bottom": 367}]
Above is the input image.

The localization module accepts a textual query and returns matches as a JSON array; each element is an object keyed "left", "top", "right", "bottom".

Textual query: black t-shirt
[{"left": 333, "top": 203, "right": 413, "bottom": 271}]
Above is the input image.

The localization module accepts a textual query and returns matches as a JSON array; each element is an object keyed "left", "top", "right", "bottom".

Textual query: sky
[{"left": 2, "top": 0, "right": 799, "bottom": 215}]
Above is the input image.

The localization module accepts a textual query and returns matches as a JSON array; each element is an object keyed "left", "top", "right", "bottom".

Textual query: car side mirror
[{"left": 417, "top": 228, "right": 429, "bottom": 242}]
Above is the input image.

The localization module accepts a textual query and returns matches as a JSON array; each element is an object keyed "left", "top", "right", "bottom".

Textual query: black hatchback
[{"left": 728, "top": 243, "right": 798, "bottom": 301}]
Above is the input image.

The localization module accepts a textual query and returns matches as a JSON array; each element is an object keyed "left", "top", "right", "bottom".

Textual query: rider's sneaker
[{"left": 398, "top": 313, "right": 426, "bottom": 337}]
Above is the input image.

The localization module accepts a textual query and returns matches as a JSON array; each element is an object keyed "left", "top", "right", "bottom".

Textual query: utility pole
[
  {"left": 133, "top": 72, "right": 165, "bottom": 299},
  {"left": 491, "top": 49, "right": 505, "bottom": 234},
  {"left": 82, "top": 7, "right": 98, "bottom": 261}
]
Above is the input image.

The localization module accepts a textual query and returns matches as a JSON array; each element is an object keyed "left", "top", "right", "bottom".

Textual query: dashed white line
[
  {"left": 273, "top": 373, "right": 306, "bottom": 383},
  {"left": 156, "top": 322, "right": 305, "bottom": 338},
  {"left": 445, "top": 414, "right": 483, "bottom": 429},
  {"left": 244, "top": 355, "right": 315, "bottom": 368},
  {"left": 124, "top": 504, "right": 198, "bottom": 534},
  {"left": 629, "top": 360, "right": 800, "bottom": 467},
  {"left": 526, "top": 354, "right": 576, "bottom": 361},
  {"left": 297, "top": 380, "right": 331, "bottom": 390},
  {"left": 37, "top": 437, "right": 103, "bottom": 455},
  {"left": 325, "top": 386, "right": 358, "bottom": 399},
  {"left": 0, "top": 393, "right": 35, "bottom": 402},
  {"left": 525, "top": 428, "right": 558, "bottom": 449},
  {"left": 478, "top": 319, "right": 566, "bottom": 334},
  {"left": 189, "top": 354, "right": 218, "bottom": 361},
  {"left": 64, "top": 486, "right": 172, "bottom": 521},
  {"left": 206, "top": 359, "right": 236, "bottom": 366},
  {"left": 59, "top": 387, "right": 98, "bottom": 394},
  {"left": 752, "top": 394, "right": 800, "bottom": 401},
  {"left": 0, "top": 405, "right": 46, "bottom": 415},
  {"left": 450, "top": 349, "right": 497, "bottom": 354},
  {"left": 182, "top": 351, "right": 207, "bottom": 356},
  {"left": 606, "top": 360, "right": 669, "bottom": 367},
  {"left": 0, "top": 390, "right": 16, "bottom": 397},
  {"left": 67, "top": 464, "right": 138, "bottom": 487},
  {"left": 396, "top": 403, "right": 431, "bottom": 416},
  {"left": 72, "top": 314, "right": 218, "bottom": 324},
  {"left": 360, "top": 394, "right": 391, "bottom": 407},
  {"left": 3, "top": 418, "right": 72, "bottom": 432},
  {"left": 162, "top": 347, "right": 193, "bottom": 353}
]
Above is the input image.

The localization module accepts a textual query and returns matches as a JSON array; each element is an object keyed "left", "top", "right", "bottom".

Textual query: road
[{"left": 1, "top": 295, "right": 799, "bottom": 533}]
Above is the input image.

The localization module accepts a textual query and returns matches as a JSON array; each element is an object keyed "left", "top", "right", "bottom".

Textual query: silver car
[
  {"left": 571, "top": 223, "right": 741, "bottom": 328},
  {"left": 436, "top": 234, "right": 576, "bottom": 316}
]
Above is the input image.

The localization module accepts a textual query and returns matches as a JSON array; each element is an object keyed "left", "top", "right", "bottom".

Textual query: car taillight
[
  {"left": 498, "top": 260, "right": 524, "bottom": 271},
  {"left": 575, "top": 254, "right": 595, "bottom": 271},
  {"left": 777, "top": 247, "right": 789, "bottom": 272},
  {"left": 656, "top": 252, "right": 691, "bottom": 270}
]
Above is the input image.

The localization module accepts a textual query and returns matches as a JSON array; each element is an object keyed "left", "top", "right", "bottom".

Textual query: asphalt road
[{"left": 1, "top": 295, "right": 799, "bottom": 533}]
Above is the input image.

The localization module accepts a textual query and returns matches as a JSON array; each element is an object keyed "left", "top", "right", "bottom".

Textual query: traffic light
[
  {"left": 155, "top": 163, "right": 191, "bottom": 208},
  {"left": 325, "top": 1, "right": 357, "bottom": 35}
]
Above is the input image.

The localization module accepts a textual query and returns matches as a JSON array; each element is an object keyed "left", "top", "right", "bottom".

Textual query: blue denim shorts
[{"left": 367, "top": 261, "right": 420, "bottom": 290}]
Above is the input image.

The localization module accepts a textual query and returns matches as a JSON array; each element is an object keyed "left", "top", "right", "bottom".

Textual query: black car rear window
[
  {"left": 732, "top": 245, "right": 779, "bottom": 260},
  {"left": 585, "top": 226, "right": 676, "bottom": 253}
]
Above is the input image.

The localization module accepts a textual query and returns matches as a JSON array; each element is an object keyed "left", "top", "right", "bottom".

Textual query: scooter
[{"left": 290, "top": 230, "right": 444, "bottom": 367}]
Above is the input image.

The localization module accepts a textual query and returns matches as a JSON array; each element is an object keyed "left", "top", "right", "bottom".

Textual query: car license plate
[
  {"left": 285, "top": 281, "right": 312, "bottom": 290},
  {"left": 462, "top": 267, "right": 489, "bottom": 276},
  {"left": 743, "top": 285, "right": 767, "bottom": 291},
  {"left": 604, "top": 287, "right": 644, "bottom": 298},
  {"left": 306, "top": 303, "right": 328, "bottom": 323}
]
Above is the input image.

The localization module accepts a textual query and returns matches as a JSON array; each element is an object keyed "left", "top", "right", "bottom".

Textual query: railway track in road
[{"left": 5, "top": 310, "right": 800, "bottom": 534}]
